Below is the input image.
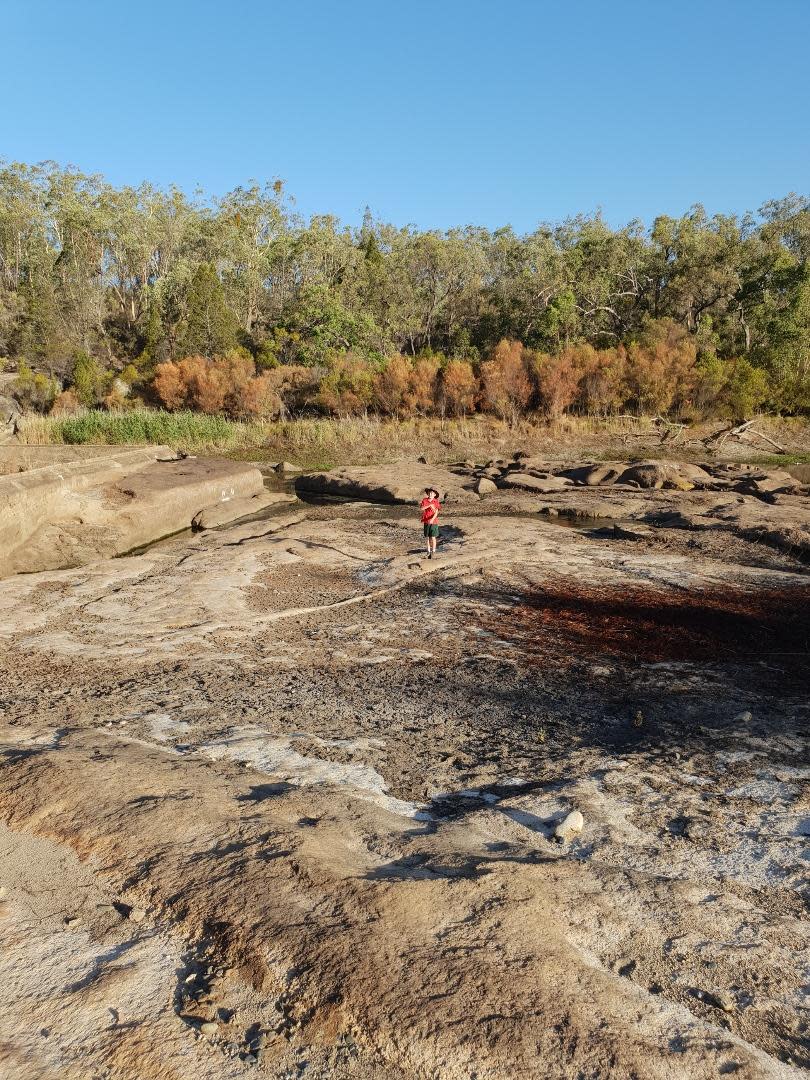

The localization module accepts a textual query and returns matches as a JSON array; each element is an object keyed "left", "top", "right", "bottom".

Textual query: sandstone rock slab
[
  {"left": 498, "top": 473, "right": 574, "bottom": 494},
  {"left": 192, "top": 491, "right": 297, "bottom": 530},
  {"left": 297, "top": 464, "right": 480, "bottom": 504},
  {"left": 2, "top": 455, "right": 264, "bottom": 576}
]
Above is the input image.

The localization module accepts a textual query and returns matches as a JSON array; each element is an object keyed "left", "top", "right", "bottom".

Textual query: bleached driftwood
[{"left": 702, "top": 419, "right": 786, "bottom": 454}]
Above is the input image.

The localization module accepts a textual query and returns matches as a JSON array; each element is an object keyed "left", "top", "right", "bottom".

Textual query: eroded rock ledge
[{"left": 0, "top": 446, "right": 282, "bottom": 576}]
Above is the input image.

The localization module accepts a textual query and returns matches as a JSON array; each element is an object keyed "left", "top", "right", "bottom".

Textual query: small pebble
[
  {"left": 199, "top": 1022, "right": 218, "bottom": 1037},
  {"left": 128, "top": 907, "right": 146, "bottom": 923}
]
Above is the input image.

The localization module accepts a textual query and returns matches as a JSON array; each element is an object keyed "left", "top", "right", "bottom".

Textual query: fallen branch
[
  {"left": 738, "top": 428, "right": 786, "bottom": 453},
  {"left": 703, "top": 419, "right": 785, "bottom": 454}
]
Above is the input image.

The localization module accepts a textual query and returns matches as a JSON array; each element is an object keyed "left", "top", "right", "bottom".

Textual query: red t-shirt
[{"left": 420, "top": 497, "right": 440, "bottom": 524}]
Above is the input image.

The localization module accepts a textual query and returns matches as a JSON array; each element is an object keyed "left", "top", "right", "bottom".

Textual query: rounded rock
[{"left": 555, "top": 809, "right": 584, "bottom": 842}]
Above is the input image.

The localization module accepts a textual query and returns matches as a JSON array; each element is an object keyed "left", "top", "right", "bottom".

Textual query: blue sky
[{"left": 3, "top": 0, "right": 808, "bottom": 232}]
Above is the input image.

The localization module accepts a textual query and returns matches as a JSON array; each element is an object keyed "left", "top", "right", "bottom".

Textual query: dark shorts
[{"left": 423, "top": 523, "right": 440, "bottom": 538}]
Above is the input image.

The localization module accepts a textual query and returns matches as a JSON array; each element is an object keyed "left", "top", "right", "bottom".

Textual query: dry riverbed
[{"left": 0, "top": 460, "right": 808, "bottom": 1080}]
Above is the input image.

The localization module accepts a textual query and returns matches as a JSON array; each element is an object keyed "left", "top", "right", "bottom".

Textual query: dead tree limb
[{"left": 702, "top": 419, "right": 786, "bottom": 454}]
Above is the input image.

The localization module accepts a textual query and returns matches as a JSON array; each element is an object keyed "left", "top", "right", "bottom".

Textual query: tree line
[{"left": 1, "top": 160, "right": 808, "bottom": 420}]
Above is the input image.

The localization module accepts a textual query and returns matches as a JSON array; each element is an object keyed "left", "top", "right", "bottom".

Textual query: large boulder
[
  {"left": 676, "top": 462, "right": 714, "bottom": 485},
  {"left": 616, "top": 462, "right": 671, "bottom": 489},
  {"left": 296, "top": 464, "right": 480, "bottom": 504},
  {"left": 556, "top": 463, "right": 623, "bottom": 486},
  {"left": 1, "top": 446, "right": 176, "bottom": 567},
  {"left": 733, "top": 470, "right": 801, "bottom": 497},
  {"left": 616, "top": 461, "right": 710, "bottom": 491},
  {"left": 498, "top": 473, "right": 574, "bottom": 494}
]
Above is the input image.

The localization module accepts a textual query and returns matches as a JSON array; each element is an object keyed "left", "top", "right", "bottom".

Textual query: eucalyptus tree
[
  {"left": 647, "top": 207, "right": 751, "bottom": 348},
  {"left": 556, "top": 214, "right": 652, "bottom": 344},
  {"left": 477, "top": 225, "right": 564, "bottom": 350},
  {"left": 379, "top": 226, "right": 488, "bottom": 355},
  {"left": 214, "top": 181, "right": 289, "bottom": 336},
  {"left": 0, "top": 162, "right": 61, "bottom": 365}
]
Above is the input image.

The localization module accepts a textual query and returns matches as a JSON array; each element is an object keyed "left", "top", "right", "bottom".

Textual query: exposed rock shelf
[
  {"left": 0, "top": 447, "right": 271, "bottom": 576},
  {"left": 0, "top": 450, "right": 807, "bottom": 1079}
]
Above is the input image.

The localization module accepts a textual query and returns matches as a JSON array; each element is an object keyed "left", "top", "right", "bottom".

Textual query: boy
[{"left": 420, "top": 487, "right": 441, "bottom": 559}]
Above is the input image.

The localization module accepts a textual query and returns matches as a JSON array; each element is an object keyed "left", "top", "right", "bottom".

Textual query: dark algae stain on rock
[{"left": 489, "top": 581, "right": 810, "bottom": 668}]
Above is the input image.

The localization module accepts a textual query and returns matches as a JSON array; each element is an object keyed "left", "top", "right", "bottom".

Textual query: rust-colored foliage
[
  {"left": 317, "top": 353, "right": 375, "bottom": 416},
  {"left": 406, "top": 356, "right": 441, "bottom": 414},
  {"left": 480, "top": 339, "right": 533, "bottom": 423},
  {"left": 625, "top": 320, "right": 697, "bottom": 415},
  {"left": 148, "top": 321, "right": 713, "bottom": 422},
  {"left": 181, "top": 355, "right": 228, "bottom": 414},
  {"left": 372, "top": 355, "right": 412, "bottom": 416},
  {"left": 231, "top": 371, "right": 282, "bottom": 419},
  {"left": 261, "top": 365, "right": 320, "bottom": 417},
  {"left": 50, "top": 388, "right": 82, "bottom": 415},
  {"left": 152, "top": 352, "right": 282, "bottom": 419},
  {"left": 531, "top": 350, "right": 582, "bottom": 418},
  {"left": 575, "top": 344, "right": 628, "bottom": 415},
  {"left": 439, "top": 359, "right": 478, "bottom": 417},
  {"left": 152, "top": 359, "right": 188, "bottom": 411},
  {"left": 483, "top": 579, "right": 810, "bottom": 670}
]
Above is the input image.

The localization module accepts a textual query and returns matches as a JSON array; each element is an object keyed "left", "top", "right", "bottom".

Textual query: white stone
[{"left": 555, "top": 809, "right": 584, "bottom": 842}]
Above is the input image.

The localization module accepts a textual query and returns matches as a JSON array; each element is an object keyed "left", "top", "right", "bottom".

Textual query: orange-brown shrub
[
  {"left": 625, "top": 320, "right": 697, "bottom": 415},
  {"left": 152, "top": 352, "right": 281, "bottom": 419},
  {"left": 438, "top": 359, "right": 478, "bottom": 417},
  {"left": 480, "top": 339, "right": 533, "bottom": 423},
  {"left": 406, "top": 356, "right": 441, "bottom": 414},
  {"left": 531, "top": 350, "right": 582, "bottom": 418},
  {"left": 372, "top": 355, "right": 412, "bottom": 416},
  {"left": 230, "top": 372, "right": 283, "bottom": 419},
  {"left": 153, "top": 358, "right": 190, "bottom": 410},
  {"left": 184, "top": 355, "right": 228, "bottom": 414},
  {"left": 574, "top": 344, "right": 627, "bottom": 415},
  {"left": 50, "top": 388, "right": 82, "bottom": 415},
  {"left": 317, "top": 353, "right": 374, "bottom": 416},
  {"left": 262, "top": 365, "right": 322, "bottom": 417}
]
